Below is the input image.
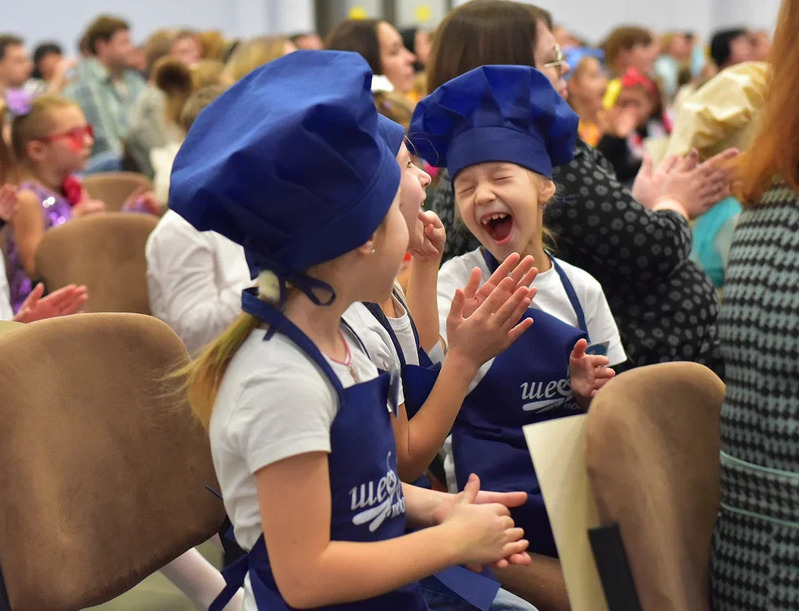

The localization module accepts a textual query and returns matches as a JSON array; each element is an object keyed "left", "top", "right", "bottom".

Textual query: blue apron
[
  {"left": 452, "top": 250, "right": 589, "bottom": 558},
  {"left": 362, "top": 295, "right": 502, "bottom": 611},
  {"left": 362, "top": 296, "right": 439, "bottom": 421},
  {"left": 211, "top": 288, "right": 427, "bottom": 610}
]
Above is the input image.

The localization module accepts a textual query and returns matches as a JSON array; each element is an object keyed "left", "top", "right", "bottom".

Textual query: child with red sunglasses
[{"left": 0, "top": 94, "right": 157, "bottom": 311}]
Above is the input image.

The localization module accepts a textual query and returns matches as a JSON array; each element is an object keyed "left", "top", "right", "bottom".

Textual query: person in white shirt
[{"left": 146, "top": 209, "right": 250, "bottom": 354}]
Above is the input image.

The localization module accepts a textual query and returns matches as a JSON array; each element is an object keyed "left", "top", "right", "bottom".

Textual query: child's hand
[
  {"left": 441, "top": 474, "right": 530, "bottom": 571},
  {"left": 446, "top": 275, "right": 533, "bottom": 370},
  {"left": 0, "top": 184, "right": 19, "bottom": 222},
  {"left": 13, "top": 283, "right": 88, "bottom": 323},
  {"left": 601, "top": 105, "right": 639, "bottom": 138},
  {"left": 409, "top": 210, "right": 446, "bottom": 264},
  {"left": 460, "top": 252, "right": 537, "bottom": 319},
  {"left": 72, "top": 198, "right": 106, "bottom": 217},
  {"left": 569, "top": 338, "right": 615, "bottom": 410},
  {"left": 122, "top": 186, "right": 162, "bottom": 216}
]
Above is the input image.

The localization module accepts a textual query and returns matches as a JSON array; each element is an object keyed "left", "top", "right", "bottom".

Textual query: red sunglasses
[{"left": 39, "top": 125, "right": 94, "bottom": 152}]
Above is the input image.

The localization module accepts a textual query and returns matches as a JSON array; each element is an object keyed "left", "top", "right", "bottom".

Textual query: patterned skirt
[{"left": 711, "top": 452, "right": 799, "bottom": 610}]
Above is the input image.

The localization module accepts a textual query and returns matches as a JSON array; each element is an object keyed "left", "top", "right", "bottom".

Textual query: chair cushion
[{"left": 0, "top": 313, "right": 225, "bottom": 610}]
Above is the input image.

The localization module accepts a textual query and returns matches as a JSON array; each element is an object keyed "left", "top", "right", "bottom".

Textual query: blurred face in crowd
[
  {"left": 728, "top": 32, "right": 755, "bottom": 65},
  {"left": 619, "top": 39, "right": 658, "bottom": 75},
  {"left": 615, "top": 85, "right": 656, "bottom": 128},
  {"left": 0, "top": 43, "right": 33, "bottom": 89},
  {"left": 667, "top": 33, "right": 693, "bottom": 61},
  {"left": 534, "top": 19, "right": 570, "bottom": 99},
  {"left": 127, "top": 46, "right": 146, "bottom": 72},
  {"left": 27, "top": 105, "right": 94, "bottom": 175},
  {"left": 171, "top": 34, "right": 202, "bottom": 66},
  {"left": 414, "top": 29, "right": 432, "bottom": 67},
  {"left": 37, "top": 50, "right": 63, "bottom": 82},
  {"left": 97, "top": 28, "right": 135, "bottom": 71},
  {"left": 377, "top": 21, "right": 416, "bottom": 94},
  {"left": 749, "top": 30, "right": 771, "bottom": 61},
  {"left": 567, "top": 57, "right": 608, "bottom": 113}
]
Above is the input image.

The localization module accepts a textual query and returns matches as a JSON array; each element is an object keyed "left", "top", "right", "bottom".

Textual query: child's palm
[{"left": 569, "top": 339, "right": 615, "bottom": 407}]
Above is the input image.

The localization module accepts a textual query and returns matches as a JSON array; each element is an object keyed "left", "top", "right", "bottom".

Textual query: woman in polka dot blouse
[{"left": 424, "top": 1, "right": 732, "bottom": 377}]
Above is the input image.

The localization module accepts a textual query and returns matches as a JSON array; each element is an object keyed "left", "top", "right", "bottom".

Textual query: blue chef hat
[
  {"left": 377, "top": 113, "right": 406, "bottom": 157},
  {"left": 169, "top": 50, "right": 402, "bottom": 304},
  {"left": 408, "top": 65, "right": 579, "bottom": 179}
]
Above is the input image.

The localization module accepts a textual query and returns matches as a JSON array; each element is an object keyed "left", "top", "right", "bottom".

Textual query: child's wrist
[
  {"left": 443, "top": 348, "right": 480, "bottom": 379},
  {"left": 433, "top": 521, "right": 467, "bottom": 565},
  {"left": 411, "top": 252, "right": 443, "bottom": 268}
]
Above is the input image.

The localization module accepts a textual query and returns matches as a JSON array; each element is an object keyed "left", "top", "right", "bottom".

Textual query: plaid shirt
[{"left": 63, "top": 58, "right": 145, "bottom": 160}]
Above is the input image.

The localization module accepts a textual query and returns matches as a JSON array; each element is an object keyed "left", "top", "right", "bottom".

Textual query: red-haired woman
[{"left": 711, "top": 0, "right": 799, "bottom": 608}]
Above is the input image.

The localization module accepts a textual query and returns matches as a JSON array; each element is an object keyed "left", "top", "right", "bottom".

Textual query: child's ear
[
  {"left": 25, "top": 140, "right": 46, "bottom": 163},
  {"left": 538, "top": 179, "right": 556, "bottom": 202},
  {"left": 356, "top": 234, "right": 377, "bottom": 256}
]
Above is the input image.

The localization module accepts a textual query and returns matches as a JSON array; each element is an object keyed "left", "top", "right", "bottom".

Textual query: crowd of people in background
[{"left": 1, "top": 1, "right": 797, "bottom": 609}]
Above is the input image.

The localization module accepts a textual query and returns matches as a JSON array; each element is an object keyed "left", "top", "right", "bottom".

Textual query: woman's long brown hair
[{"left": 738, "top": 0, "right": 799, "bottom": 203}]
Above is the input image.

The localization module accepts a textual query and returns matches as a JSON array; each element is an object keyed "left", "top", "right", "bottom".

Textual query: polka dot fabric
[{"left": 428, "top": 139, "right": 723, "bottom": 376}]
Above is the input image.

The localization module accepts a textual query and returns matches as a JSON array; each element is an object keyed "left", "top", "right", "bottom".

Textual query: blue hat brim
[
  {"left": 448, "top": 127, "right": 553, "bottom": 179},
  {"left": 377, "top": 114, "right": 406, "bottom": 157}
]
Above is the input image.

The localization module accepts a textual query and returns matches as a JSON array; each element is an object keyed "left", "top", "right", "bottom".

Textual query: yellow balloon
[
  {"left": 349, "top": 6, "right": 368, "bottom": 20},
  {"left": 414, "top": 4, "right": 433, "bottom": 22}
]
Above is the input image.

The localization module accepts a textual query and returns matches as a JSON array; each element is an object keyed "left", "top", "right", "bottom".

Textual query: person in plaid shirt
[{"left": 63, "top": 15, "right": 145, "bottom": 172}]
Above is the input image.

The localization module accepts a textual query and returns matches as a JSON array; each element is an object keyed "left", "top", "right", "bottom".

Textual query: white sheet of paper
[{"left": 523, "top": 414, "right": 609, "bottom": 611}]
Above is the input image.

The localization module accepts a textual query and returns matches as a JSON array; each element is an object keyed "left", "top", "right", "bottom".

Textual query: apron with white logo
[
  {"left": 363, "top": 298, "right": 502, "bottom": 610},
  {"left": 452, "top": 250, "right": 589, "bottom": 557},
  {"left": 211, "top": 288, "right": 427, "bottom": 610}
]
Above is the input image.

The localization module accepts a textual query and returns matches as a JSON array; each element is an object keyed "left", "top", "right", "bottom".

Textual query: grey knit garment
[{"left": 711, "top": 181, "right": 799, "bottom": 610}]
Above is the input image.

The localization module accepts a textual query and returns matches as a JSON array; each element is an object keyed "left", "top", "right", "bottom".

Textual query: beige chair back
[
  {"left": 0, "top": 313, "right": 224, "bottom": 611},
  {"left": 82, "top": 172, "right": 154, "bottom": 212},
  {"left": 585, "top": 362, "right": 726, "bottom": 611},
  {"left": 0, "top": 320, "right": 22, "bottom": 335},
  {"left": 35, "top": 213, "right": 158, "bottom": 314}
]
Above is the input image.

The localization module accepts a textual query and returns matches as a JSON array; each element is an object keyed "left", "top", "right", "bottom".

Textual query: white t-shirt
[
  {"left": 342, "top": 300, "right": 406, "bottom": 412},
  {"left": 437, "top": 249, "right": 627, "bottom": 393},
  {"left": 0, "top": 256, "right": 13, "bottom": 320},
  {"left": 210, "top": 326, "right": 379, "bottom": 610},
  {"left": 146, "top": 210, "right": 251, "bottom": 355}
]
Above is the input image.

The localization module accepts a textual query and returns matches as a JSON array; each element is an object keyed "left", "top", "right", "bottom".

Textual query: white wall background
[{"left": 4, "top": 0, "right": 782, "bottom": 55}]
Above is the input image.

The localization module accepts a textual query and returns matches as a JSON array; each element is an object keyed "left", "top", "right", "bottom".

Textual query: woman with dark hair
[
  {"left": 400, "top": 27, "right": 433, "bottom": 71},
  {"left": 424, "top": 0, "right": 732, "bottom": 383},
  {"left": 31, "top": 42, "right": 62, "bottom": 81},
  {"left": 326, "top": 18, "right": 417, "bottom": 95},
  {"left": 711, "top": 0, "right": 799, "bottom": 607}
]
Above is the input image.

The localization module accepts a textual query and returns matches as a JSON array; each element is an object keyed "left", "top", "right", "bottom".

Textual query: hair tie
[{"left": 5, "top": 89, "right": 34, "bottom": 116}]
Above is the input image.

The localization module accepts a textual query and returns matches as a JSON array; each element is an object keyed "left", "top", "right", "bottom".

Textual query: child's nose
[{"left": 474, "top": 184, "right": 496, "bottom": 204}]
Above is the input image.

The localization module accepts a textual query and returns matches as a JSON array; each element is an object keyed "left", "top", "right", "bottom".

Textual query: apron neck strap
[
  {"left": 482, "top": 249, "right": 589, "bottom": 336},
  {"left": 241, "top": 288, "right": 345, "bottom": 403},
  {"left": 363, "top": 301, "right": 408, "bottom": 368}
]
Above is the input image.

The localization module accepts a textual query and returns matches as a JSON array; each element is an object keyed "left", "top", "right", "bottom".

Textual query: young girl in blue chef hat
[
  {"left": 169, "top": 50, "right": 533, "bottom": 611},
  {"left": 409, "top": 64, "right": 626, "bottom": 561},
  {"left": 344, "top": 112, "right": 539, "bottom": 611}
]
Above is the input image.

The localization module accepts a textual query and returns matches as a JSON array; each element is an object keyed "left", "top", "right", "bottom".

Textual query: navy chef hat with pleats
[
  {"left": 408, "top": 65, "right": 579, "bottom": 179},
  {"left": 169, "top": 50, "right": 402, "bottom": 303},
  {"left": 378, "top": 113, "right": 406, "bottom": 157}
]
